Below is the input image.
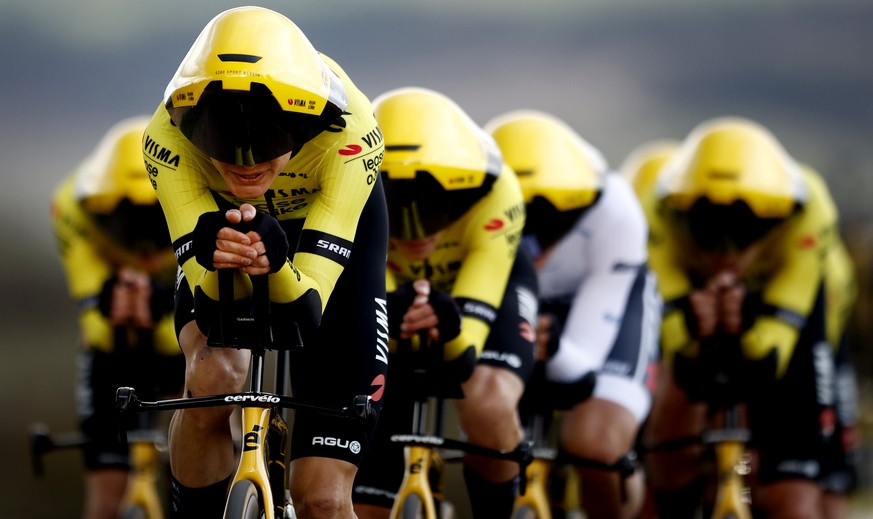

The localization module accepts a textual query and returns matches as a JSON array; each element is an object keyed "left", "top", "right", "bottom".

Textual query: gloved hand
[
  {"left": 236, "top": 212, "right": 289, "bottom": 274},
  {"left": 192, "top": 210, "right": 228, "bottom": 271},
  {"left": 98, "top": 268, "right": 162, "bottom": 328},
  {"left": 387, "top": 281, "right": 417, "bottom": 340},
  {"left": 388, "top": 281, "right": 462, "bottom": 343},
  {"left": 193, "top": 209, "right": 288, "bottom": 273},
  {"left": 425, "top": 289, "right": 462, "bottom": 343}
]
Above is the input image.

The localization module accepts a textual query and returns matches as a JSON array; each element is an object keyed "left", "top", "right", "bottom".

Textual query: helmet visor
[
  {"left": 670, "top": 198, "right": 789, "bottom": 253},
  {"left": 523, "top": 195, "right": 592, "bottom": 254},
  {"left": 382, "top": 170, "right": 495, "bottom": 240},
  {"left": 91, "top": 199, "right": 171, "bottom": 253},
  {"left": 168, "top": 82, "right": 333, "bottom": 165}
]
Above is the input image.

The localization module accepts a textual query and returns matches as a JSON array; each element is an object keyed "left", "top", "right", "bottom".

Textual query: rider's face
[
  {"left": 211, "top": 152, "right": 293, "bottom": 199},
  {"left": 391, "top": 232, "right": 444, "bottom": 262}
]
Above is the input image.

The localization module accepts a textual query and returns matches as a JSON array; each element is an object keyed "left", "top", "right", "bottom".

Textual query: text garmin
[{"left": 143, "top": 135, "right": 180, "bottom": 168}]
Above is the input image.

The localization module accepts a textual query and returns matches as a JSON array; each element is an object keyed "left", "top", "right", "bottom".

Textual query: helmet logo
[
  {"left": 484, "top": 219, "right": 504, "bottom": 231},
  {"left": 338, "top": 144, "right": 362, "bottom": 156}
]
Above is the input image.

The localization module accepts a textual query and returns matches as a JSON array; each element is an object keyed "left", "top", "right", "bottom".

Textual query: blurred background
[{"left": 1, "top": 0, "right": 871, "bottom": 516}]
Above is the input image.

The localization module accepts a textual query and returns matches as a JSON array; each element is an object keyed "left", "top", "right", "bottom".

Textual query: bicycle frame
[
  {"left": 123, "top": 430, "right": 166, "bottom": 518},
  {"left": 29, "top": 424, "right": 167, "bottom": 519},
  {"left": 512, "top": 413, "right": 554, "bottom": 518},
  {"left": 388, "top": 388, "right": 532, "bottom": 518},
  {"left": 117, "top": 273, "right": 373, "bottom": 519},
  {"left": 705, "top": 405, "right": 752, "bottom": 519}
]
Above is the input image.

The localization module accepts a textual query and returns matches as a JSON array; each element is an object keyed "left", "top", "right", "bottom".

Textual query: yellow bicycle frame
[
  {"left": 390, "top": 445, "right": 439, "bottom": 519},
  {"left": 229, "top": 407, "right": 277, "bottom": 518},
  {"left": 512, "top": 458, "right": 552, "bottom": 518},
  {"left": 711, "top": 440, "right": 752, "bottom": 519},
  {"left": 122, "top": 440, "right": 164, "bottom": 519}
]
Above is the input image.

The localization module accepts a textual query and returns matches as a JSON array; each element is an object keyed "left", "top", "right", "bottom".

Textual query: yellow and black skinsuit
[
  {"left": 643, "top": 165, "right": 852, "bottom": 484},
  {"left": 144, "top": 54, "right": 389, "bottom": 466},
  {"left": 52, "top": 163, "right": 182, "bottom": 470}
]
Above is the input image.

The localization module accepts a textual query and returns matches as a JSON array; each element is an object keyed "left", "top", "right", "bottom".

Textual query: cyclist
[
  {"left": 640, "top": 116, "right": 846, "bottom": 518},
  {"left": 51, "top": 116, "right": 183, "bottom": 519},
  {"left": 352, "top": 87, "right": 538, "bottom": 519},
  {"left": 142, "top": 7, "right": 388, "bottom": 518},
  {"left": 619, "top": 139, "right": 680, "bottom": 202},
  {"left": 487, "top": 110, "right": 661, "bottom": 519}
]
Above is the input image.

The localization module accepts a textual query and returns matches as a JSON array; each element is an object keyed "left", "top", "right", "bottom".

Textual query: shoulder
[
  {"left": 588, "top": 174, "right": 647, "bottom": 233},
  {"left": 143, "top": 103, "right": 206, "bottom": 174}
]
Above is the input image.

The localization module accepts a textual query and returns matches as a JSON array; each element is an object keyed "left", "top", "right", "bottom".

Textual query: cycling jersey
[
  {"left": 51, "top": 175, "right": 179, "bottom": 356},
  {"left": 52, "top": 161, "right": 183, "bottom": 470},
  {"left": 386, "top": 166, "right": 528, "bottom": 359},
  {"left": 643, "top": 164, "right": 849, "bottom": 484},
  {"left": 144, "top": 54, "right": 384, "bottom": 311},
  {"left": 646, "top": 165, "right": 838, "bottom": 371},
  {"left": 535, "top": 174, "right": 660, "bottom": 421},
  {"left": 147, "top": 52, "right": 389, "bottom": 466},
  {"left": 355, "top": 163, "right": 538, "bottom": 509}
]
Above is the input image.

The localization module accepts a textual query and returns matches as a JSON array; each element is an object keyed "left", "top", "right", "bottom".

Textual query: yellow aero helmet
[
  {"left": 659, "top": 117, "right": 807, "bottom": 252},
  {"left": 164, "top": 6, "right": 348, "bottom": 165},
  {"left": 486, "top": 110, "right": 606, "bottom": 251},
  {"left": 76, "top": 117, "right": 170, "bottom": 252},
  {"left": 619, "top": 139, "right": 679, "bottom": 201},
  {"left": 76, "top": 116, "right": 154, "bottom": 214},
  {"left": 374, "top": 87, "right": 501, "bottom": 239},
  {"left": 660, "top": 117, "right": 806, "bottom": 218}
]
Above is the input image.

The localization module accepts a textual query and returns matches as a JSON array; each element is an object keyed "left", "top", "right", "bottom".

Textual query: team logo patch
[
  {"left": 339, "top": 144, "right": 363, "bottom": 156},
  {"left": 484, "top": 219, "right": 505, "bottom": 231},
  {"left": 370, "top": 374, "right": 385, "bottom": 401}
]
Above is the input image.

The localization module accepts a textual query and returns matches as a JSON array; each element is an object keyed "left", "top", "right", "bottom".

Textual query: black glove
[
  {"left": 386, "top": 285, "right": 462, "bottom": 343},
  {"left": 97, "top": 276, "right": 120, "bottom": 317},
  {"left": 192, "top": 211, "right": 230, "bottom": 271},
  {"left": 237, "top": 212, "right": 289, "bottom": 274},
  {"left": 387, "top": 282, "right": 416, "bottom": 339},
  {"left": 193, "top": 210, "right": 289, "bottom": 273},
  {"left": 427, "top": 289, "right": 462, "bottom": 343}
]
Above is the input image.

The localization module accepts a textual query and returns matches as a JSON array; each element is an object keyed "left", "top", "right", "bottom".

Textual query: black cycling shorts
[
  {"left": 744, "top": 286, "right": 839, "bottom": 485},
  {"left": 77, "top": 346, "right": 184, "bottom": 470}
]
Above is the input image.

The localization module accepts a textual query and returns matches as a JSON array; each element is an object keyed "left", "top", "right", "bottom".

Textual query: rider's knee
[
  {"left": 293, "top": 493, "right": 350, "bottom": 519},
  {"left": 185, "top": 348, "right": 249, "bottom": 396}
]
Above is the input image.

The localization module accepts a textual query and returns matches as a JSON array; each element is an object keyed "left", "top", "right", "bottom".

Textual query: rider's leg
[
  {"left": 561, "top": 397, "right": 643, "bottom": 519},
  {"left": 643, "top": 364, "right": 708, "bottom": 519},
  {"left": 168, "top": 321, "right": 249, "bottom": 510},
  {"left": 456, "top": 364, "right": 525, "bottom": 519}
]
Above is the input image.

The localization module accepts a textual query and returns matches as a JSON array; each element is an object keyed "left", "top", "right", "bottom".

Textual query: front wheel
[
  {"left": 119, "top": 504, "right": 148, "bottom": 519},
  {"left": 397, "top": 493, "right": 428, "bottom": 519},
  {"left": 224, "top": 480, "right": 263, "bottom": 519},
  {"left": 510, "top": 504, "right": 542, "bottom": 519}
]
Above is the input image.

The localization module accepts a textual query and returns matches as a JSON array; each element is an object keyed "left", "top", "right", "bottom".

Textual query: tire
[
  {"left": 510, "top": 504, "right": 540, "bottom": 519},
  {"left": 398, "top": 494, "right": 427, "bottom": 519},
  {"left": 119, "top": 504, "right": 148, "bottom": 519},
  {"left": 224, "top": 480, "right": 263, "bottom": 519}
]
